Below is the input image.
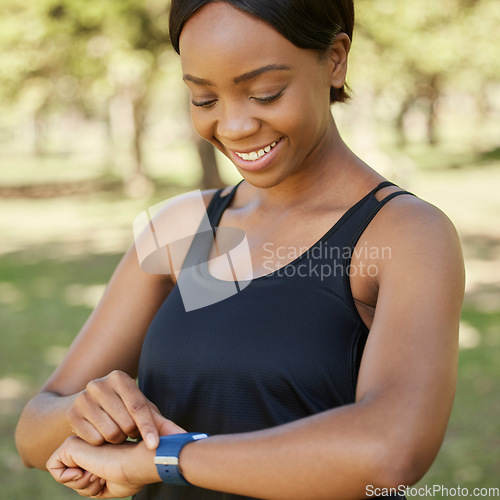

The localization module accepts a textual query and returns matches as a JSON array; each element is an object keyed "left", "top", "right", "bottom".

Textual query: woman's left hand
[{"left": 46, "top": 436, "right": 161, "bottom": 498}]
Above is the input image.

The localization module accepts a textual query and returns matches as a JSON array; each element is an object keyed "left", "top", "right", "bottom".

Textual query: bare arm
[
  {"left": 16, "top": 188, "right": 218, "bottom": 470},
  {"left": 15, "top": 243, "right": 175, "bottom": 469},
  {"left": 47, "top": 198, "right": 465, "bottom": 498}
]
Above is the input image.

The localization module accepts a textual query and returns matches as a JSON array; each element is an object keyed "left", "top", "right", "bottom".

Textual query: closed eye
[
  {"left": 191, "top": 98, "right": 217, "bottom": 109},
  {"left": 252, "top": 88, "right": 285, "bottom": 104},
  {"left": 191, "top": 88, "right": 285, "bottom": 108}
]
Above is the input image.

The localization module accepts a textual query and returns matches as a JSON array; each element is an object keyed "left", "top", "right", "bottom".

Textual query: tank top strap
[
  {"left": 206, "top": 179, "right": 244, "bottom": 228},
  {"left": 319, "top": 181, "right": 415, "bottom": 249},
  {"left": 351, "top": 181, "right": 417, "bottom": 242},
  {"left": 371, "top": 180, "right": 398, "bottom": 192},
  {"left": 337, "top": 182, "right": 417, "bottom": 330},
  {"left": 181, "top": 181, "right": 244, "bottom": 273}
]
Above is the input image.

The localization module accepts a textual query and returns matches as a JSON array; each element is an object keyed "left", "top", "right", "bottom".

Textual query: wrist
[
  {"left": 178, "top": 437, "right": 205, "bottom": 486},
  {"left": 155, "top": 433, "right": 209, "bottom": 486},
  {"left": 132, "top": 440, "right": 162, "bottom": 486}
]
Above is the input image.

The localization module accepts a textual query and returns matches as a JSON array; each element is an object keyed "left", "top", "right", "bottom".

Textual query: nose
[{"left": 216, "top": 101, "right": 261, "bottom": 143}]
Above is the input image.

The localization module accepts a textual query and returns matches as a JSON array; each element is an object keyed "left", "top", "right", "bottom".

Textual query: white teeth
[{"left": 235, "top": 140, "right": 280, "bottom": 161}]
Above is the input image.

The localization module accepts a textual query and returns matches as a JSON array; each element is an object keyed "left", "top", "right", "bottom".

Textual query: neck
[{"left": 246, "top": 117, "right": 369, "bottom": 212}]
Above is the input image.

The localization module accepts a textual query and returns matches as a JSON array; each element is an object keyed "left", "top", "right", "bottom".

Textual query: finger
[
  {"left": 70, "top": 417, "right": 107, "bottom": 446},
  {"left": 72, "top": 475, "right": 105, "bottom": 498},
  {"left": 84, "top": 411, "right": 128, "bottom": 445},
  {"left": 49, "top": 464, "right": 96, "bottom": 491},
  {"left": 98, "top": 393, "right": 141, "bottom": 440},
  {"left": 46, "top": 439, "right": 104, "bottom": 497},
  {"left": 84, "top": 373, "right": 147, "bottom": 441},
  {"left": 63, "top": 470, "right": 95, "bottom": 488},
  {"left": 59, "top": 467, "right": 86, "bottom": 483},
  {"left": 47, "top": 441, "right": 81, "bottom": 482},
  {"left": 113, "top": 379, "right": 160, "bottom": 449},
  {"left": 69, "top": 393, "right": 127, "bottom": 446},
  {"left": 77, "top": 383, "right": 131, "bottom": 444},
  {"left": 125, "top": 399, "right": 158, "bottom": 450},
  {"left": 154, "top": 413, "right": 186, "bottom": 437},
  {"left": 70, "top": 395, "right": 117, "bottom": 446}
]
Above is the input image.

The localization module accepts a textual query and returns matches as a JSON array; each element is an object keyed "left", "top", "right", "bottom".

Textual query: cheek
[
  {"left": 277, "top": 108, "right": 304, "bottom": 138},
  {"left": 190, "top": 109, "right": 215, "bottom": 141},
  {"left": 278, "top": 91, "right": 327, "bottom": 142}
]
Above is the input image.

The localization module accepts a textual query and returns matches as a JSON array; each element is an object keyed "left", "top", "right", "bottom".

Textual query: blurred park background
[{"left": 1, "top": 0, "right": 499, "bottom": 498}]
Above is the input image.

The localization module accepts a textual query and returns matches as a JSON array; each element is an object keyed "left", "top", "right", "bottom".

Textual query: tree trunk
[
  {"left": 424, "top": 76, "right": 441, "bottom": 146},
  {"left": 29, "top": 104, "right": 48, "bottom": 157},
  {"left": 194, "top": 134, "right": 223, "bottom": 189},
  {"left": 426, "top": 99, "right": 438, "bottom": 146},
  {"left": 130, "top": 93, "right": 147, "bottom": 180},
  {"left": 125, "top": 92, "right": 154, "bottom": 197},
  {"left": 103, "top": 113, "right": 116, "bottom": 175},
  {"left": 395, "top": 98, "right": 413, "bottom": 148},
  {"left": 108, "top": 87, "right": 153, "bottom": 196}
]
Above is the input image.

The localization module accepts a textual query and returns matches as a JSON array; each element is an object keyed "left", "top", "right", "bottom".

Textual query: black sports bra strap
[
  {"left": 223, "top": 179, "right": 244, "bottom": 203},
  {"left": 208, "top": 179, "right": 414, "bottom": 228},
  {"left": 378, "top": 189, "right": 416, "bottom": 207},
  {"left": 207, "top": 180, "right": 244, "bottom": 227},
  {"left": 206, "top": 187, "right": 225, "bottom": 214},
  {"left": 372, "top": 181, "right": 398, "bottom": 194},
  {"left": 347, "top": 188, "right": 416, "bottom": 250},
  {"left": 370, "top": 181, "right": 416, "bottom": 208}
]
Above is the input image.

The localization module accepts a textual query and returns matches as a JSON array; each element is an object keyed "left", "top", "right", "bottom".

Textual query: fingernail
[
  {"left": 72, "top": 474, "right": 82, "bottom": 481},
  {"left": 90, "top": 474, "right": 98, "bottom": 482},
  {"left": 146, "top": 433, "right": 157, "bottom": 449}
]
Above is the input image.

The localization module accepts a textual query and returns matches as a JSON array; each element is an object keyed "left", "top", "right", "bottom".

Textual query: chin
[{"left": 234, "top": 169, "right": 288, "bottom": 191}]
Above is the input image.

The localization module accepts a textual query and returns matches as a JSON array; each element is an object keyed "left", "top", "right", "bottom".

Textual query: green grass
[
  {"left": 413, "top": 307, "right": 500, "bottom": 490},
  {"left": 1, "top": 252, "right": 127, "bottom": 499},
  {"left": 1, "top": 155, "right": 499, "bottom": 498}
]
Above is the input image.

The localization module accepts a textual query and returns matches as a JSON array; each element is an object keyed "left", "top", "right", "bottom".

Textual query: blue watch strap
[{"left": 155, "top": 433, "right": 209, "bottom": 486}]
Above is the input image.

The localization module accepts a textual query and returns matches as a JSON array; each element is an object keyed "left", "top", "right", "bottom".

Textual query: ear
[{"left": 328, "top": 33, "right": 351, "bottom": 89}]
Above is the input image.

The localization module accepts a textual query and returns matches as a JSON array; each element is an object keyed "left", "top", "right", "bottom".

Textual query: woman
[{"left": 16, "top": 1, "right": 465, "bottom": 498}]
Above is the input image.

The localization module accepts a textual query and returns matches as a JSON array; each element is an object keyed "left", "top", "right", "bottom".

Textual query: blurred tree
[
  {"left": 2, "top": 0, "right": 499, "bottom": 188},
  {"left": 352, "top": 0, "right": 500, "bottom": 146},
  {"left": 0, "top": 0, "right": 223, "bottom": 191}
]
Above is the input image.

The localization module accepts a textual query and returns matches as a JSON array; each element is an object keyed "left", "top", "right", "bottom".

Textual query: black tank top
[{"left": 136, "top": 180, "right": 414, "bottom": 499}]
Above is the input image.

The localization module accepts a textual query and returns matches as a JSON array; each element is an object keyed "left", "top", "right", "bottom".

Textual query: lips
[
  {"left": 227, "top": 137, "right": 285, "bottom": 173},
  {"left": 234, "top": 140, "right": 279, "bottom": 162}
]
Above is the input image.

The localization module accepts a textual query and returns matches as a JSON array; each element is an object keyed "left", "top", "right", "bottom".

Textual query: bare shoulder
[
  {"left": 149, "top": 184, "right": 239, "bottom": 226},
  {"left": 143, "top": 187, "right": 220, "bottom": 234},
  {"left": 157, "top": 186, "right": 219, "bottom": 212},
  {"left": 371, "top": 186, "right": 461, "bottom": 249},
  {"left": 367, "top": 187, "right": 465, "bottom": 289},
  {"left": 138, "top": 186, "right": 232, "bottom": 283}
]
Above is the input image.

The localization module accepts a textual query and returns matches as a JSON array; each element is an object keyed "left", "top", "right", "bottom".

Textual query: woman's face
[{"left": 179, "top": 2, "right": 341, "bottom": 187}]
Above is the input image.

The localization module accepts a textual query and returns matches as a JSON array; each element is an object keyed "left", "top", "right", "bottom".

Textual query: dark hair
[{"left": 169, "top": 0, "right": 354, "bottom": 103}]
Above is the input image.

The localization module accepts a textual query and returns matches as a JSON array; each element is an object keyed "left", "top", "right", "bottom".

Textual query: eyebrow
[{"left": 183, "top": 64, "right": 291, "bottom": 87}]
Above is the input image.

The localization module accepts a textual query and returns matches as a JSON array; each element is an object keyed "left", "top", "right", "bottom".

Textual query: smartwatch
[{"left": 154, "top": 432, "right": 209, "bottom": 486}]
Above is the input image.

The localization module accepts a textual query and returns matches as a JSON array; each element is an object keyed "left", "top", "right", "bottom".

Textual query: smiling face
[{"left": 179, "top": 2, "right": 346, "bottom": 187}]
